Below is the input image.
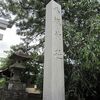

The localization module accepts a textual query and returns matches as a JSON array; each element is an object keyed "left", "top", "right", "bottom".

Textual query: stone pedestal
[
  {"left": 43, "top": 0, "right": 65, "bottom": 100},
  {"left": 0, "top": 89, "right": 28, "bottom": 100}
]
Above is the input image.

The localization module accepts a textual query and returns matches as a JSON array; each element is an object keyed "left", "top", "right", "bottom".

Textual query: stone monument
[{"left": 43, "top": 0, "right": 65, "bottom": 100}]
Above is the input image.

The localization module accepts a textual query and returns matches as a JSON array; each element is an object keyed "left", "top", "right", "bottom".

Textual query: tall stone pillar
[{"left": 43, "top": 0, "right": 65, "bottom": 100}]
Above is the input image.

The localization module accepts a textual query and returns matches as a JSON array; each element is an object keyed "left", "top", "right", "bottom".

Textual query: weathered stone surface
[
  {"left": 0, "top": 89, "right": 28, "bottom": 100},
  {"left": 43, "top": 0, "right": 65, "bottom": 100}
]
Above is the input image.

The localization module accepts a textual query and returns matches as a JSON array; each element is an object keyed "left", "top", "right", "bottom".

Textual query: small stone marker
[{"left": 43, "top": 0, "right": 65, "bottom": 100}]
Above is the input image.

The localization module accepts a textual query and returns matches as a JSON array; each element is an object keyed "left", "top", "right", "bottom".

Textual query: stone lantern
[
  {"left": 8, "top": 51, "right": 31, "bottom": 91},
  {"left": 1, "top": 51, "right": 31, "bottom": 100}
]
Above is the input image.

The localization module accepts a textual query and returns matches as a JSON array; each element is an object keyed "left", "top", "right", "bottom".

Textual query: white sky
[{"left": 0, "top": 25, "right": 21, "bottom": 57}]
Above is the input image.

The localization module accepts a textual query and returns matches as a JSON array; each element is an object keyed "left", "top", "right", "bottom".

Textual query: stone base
[{"left": 0, "top": 89, "right": 28, "bottom": 100}]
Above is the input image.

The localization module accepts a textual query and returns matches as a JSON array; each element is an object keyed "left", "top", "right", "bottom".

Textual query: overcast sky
[{"left": 0, "top": 25, "right": 21, "bottom": 57}]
